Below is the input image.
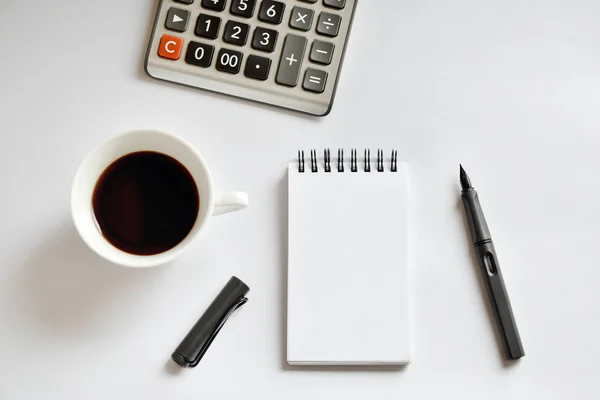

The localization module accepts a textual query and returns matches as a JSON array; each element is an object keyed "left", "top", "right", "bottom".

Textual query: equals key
[{"left": 302, "top": 68, "right": 327, "bottom": 93}]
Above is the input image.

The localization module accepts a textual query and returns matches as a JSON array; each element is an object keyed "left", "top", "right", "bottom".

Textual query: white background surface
[{"left": 0, "top": 0, "right": 599, "bottom": 398}]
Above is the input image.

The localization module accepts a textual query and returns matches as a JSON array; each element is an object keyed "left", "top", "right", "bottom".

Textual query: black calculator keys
[
  {"left": 195, "top": 14, "right": 221, "bottom": 39},
  {"left": 276, "top": 34, "right": 307, "bottom": 87},
  {"left": 224, "top": 21, "right": 250, "bottom": 46},
  {"left": 165, "top": 8, "right": 190, "bottom": 32},
  {"left": 258, "top": 1, "right": 285, "bottom": 25},
  {"left": 174, "top": 0, "right": 193, "bottom": 3},
  {"left": 310, "top": 40, "right": 334, "bottom": 65},
  {"left": 316, "top": 12, "right": 341, "bottom": 37},
  {"left": 324, "top": 0, "right": 346, "bottom": 9},
  {"left": 244, "top": 55, "right": 271, "bottom": 81},
  {"left": 303, "top": 68, "right": 328, "bottom": 93},
  {"left": 202, "top": 0, "right": 226, "bottom": 11},
  {"left": 216, "top": 48, "right": 243, "bottom": 74},
  {"left": 230, "top": 0, "right": 257, "bottom": 18},
  {"left": 185, "top": 41, "right": 215, "bottom": 68},
  {"left": 289, "top": 7, "right": 314, "bottom": 31},
  {"left": 252, "top": 27, "right": 278, "bottom": 52}
]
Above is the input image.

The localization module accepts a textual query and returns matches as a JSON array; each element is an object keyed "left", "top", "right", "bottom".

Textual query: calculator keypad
[
  {"left": 258, "top": 1, "right": 286, "bottom": 25},
  {"left": 289, "top": 7, "right": 314, "bottom": 31},
  {"left": 165, "top": 8, "right": 191, "bottom": 32},
  {"left": 302, "top": 68, "right": 327, "bottom": 93},
  {"left": 252, "top": 26, "right": 278, "bottom": 52},
  {"left": 216, "top": 48, "right": 243, "bottom": 73},
  {"left": 202, "top": 0, "right": 227, "bottom": 11},
  {"left": 245, "top": 55, "right": 272, "bottom": 80},
  {"left": 310, "top": 40, "right": 334, "bottom": 65},
  {"left": 276, "top": 34, "right": 307, "bottom": 87},
  {"left": 195, "top": 14, "right": 221, "bottom": 39},
  {"left": 158, "top": 34, "right": 184, "bottom": 60},
  {"left": 230, "top": 0, "right": 257, "bottom": 17},
  {"left": 323, "top": 0, "right": 345, "bottom": 9},
  {"left": 223, "top": 21, "right": 250, "bottom": 45},
  {"left": 316, "top": 12, "right": 340, "bottom": 37},
  {"left": 147, "top": 0, "right": 357, "bottom": 116},
  {"left": 185, "top": 41, "right": 215, "bottom": 67}
]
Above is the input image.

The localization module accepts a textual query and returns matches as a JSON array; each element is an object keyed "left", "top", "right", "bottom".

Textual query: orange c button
[{"left": 158, "top": 34, "right": 183, "bottom": 60}]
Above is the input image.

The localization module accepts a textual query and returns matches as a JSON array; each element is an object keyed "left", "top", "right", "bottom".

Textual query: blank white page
[{"left": 287, "top": 162, "right": 410, "bottom": 365}]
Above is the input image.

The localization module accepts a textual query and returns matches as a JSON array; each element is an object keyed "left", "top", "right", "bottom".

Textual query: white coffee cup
[{"left": 71, "top": 129, "right": 248, "bottom": 268}]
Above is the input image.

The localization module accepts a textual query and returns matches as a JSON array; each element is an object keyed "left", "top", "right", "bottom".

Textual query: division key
[{"left": 276, "top": 35, "right": 307, "bottom": 87}]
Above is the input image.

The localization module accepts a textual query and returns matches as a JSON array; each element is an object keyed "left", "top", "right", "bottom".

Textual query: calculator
[{"left": 145, "top": 0, "right": 357, "bottom": 116}]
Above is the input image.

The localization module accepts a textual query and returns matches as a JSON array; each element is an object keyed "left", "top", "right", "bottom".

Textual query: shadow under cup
[{"left": 71, "top": 130, "right": 214, "bottom": 268}]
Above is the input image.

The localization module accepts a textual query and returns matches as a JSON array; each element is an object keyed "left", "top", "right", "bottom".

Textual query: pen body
[
  {"left": 461, "top": 189, "right": 491, "bottom": 245},
  {"left": 474, "top": 241, "right": 525, "bottom": 360},
  {"left": 461, "top": 189, "right": 525, "bottom": 360}
]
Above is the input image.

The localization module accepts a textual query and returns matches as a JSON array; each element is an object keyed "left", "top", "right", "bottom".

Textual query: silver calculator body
[{"left": 145, "top": 0, "right": 357, "bottom": 116}]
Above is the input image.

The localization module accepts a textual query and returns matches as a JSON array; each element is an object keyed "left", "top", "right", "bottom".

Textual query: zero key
[{"left": 276, "top": 34, "right": 307, "bottom": 87}]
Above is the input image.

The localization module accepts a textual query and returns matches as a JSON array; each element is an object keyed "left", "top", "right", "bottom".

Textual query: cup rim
[{"left": 71, "top": 129, "right": 214, "bottom": 268}]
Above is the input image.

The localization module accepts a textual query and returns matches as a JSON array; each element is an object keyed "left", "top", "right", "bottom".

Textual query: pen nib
[{"left": 459, "top": 164, "right": 472, "bottom": 190}]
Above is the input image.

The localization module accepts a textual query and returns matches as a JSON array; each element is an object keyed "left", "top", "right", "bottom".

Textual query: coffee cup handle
[{"left": 213, "top": 192, "right": 249, "bottom": 216}]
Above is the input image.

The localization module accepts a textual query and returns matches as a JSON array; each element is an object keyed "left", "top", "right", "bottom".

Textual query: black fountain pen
[{"left": 460, "top": 165, "right": 525, "bottom": 360}]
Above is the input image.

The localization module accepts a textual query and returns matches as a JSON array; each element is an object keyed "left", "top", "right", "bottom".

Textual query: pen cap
[{"left": 171, "top": 276, "right": 250, "bottom": 368}]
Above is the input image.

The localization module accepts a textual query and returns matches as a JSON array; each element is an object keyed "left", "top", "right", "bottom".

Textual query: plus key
[{"left": 276, "top": 34, "right": 307, "bottom": 87}]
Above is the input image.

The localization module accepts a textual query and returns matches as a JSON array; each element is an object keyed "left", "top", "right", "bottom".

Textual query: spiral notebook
[{"left": 287, "top": 149, "right": 411, "bottom": 366}]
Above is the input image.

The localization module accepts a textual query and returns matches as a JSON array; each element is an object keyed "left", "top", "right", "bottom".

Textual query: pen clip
[{"left": 188, "top": 296, "right": 248, "bottom": 368}]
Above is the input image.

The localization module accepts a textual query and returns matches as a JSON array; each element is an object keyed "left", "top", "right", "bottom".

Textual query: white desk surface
[{"left": 1, "top": 0, "right": 599, "bottom": 398}]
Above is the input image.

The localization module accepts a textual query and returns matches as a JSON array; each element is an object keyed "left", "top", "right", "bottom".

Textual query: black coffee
[{"left": 92, "top": 151, "right": 200, "bottom": 255}]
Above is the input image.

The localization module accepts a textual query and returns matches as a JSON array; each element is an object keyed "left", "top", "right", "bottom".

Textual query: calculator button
[
  {"left": 223, "top": 21, "right": 250, "bottom": 46},
  {"left": 165, "top": 8, "right": 190, "bottom": 32},
  {"left": 289, "top": 7, "right": 314, "bottom": 31},
  {"left": 158, "top": 34, "right": 184, "bottom": 60},
  {"left": 302, "top": 68, "right": 328, "bottom": 93},
  {"left": 185, "top": 41, "right": 215, "bottom": 67},
  {"left": 258, "top": 0, "right": 285, "bottom": 25},
  {"left": 276, "top": 34, "right": 307, "bottom": 87},
  {"left": 230, "top": 0, "right": 257, "bottom": 18},
  {"left": 202, "top": 0, "right": 226, "bottom": 11},
  {"left": 316, "top": 12, "right": 341, "bottom": 37},
  {"left": 309, "top": 40, "right": 334, "bottom": 65},
  {"left": 252, "top": 27, "right": 278, "bottom": 53},
  {"left": 195, "top": 14, "right": 221, "bottom": 39},
  {"left": 216, "top": 48, "right": 243, "bottom": 74},
  {"left": 323, "top": 0, "right": 346, "bottom": 9},
  {"left": 174, "top": 0, "right": 194, "bottom": 3},
  {"left": 244, "top": 55, "right": 271, "bottom": 81},
  {"left": 298, "top": 0, "right": 317, "bottom": 3}
]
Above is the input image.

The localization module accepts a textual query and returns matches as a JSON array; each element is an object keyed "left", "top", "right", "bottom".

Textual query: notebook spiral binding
[{"left": 298, "top": 149, "right": 398, "bottom": 173}]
